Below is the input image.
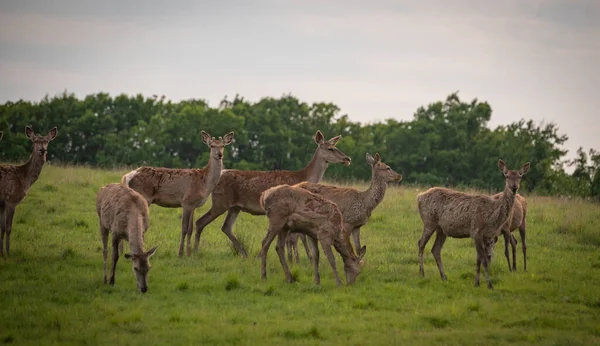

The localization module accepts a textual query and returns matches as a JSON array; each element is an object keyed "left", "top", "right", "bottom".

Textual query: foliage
[{"left": 0, "top": 91, "right": 596, "bottom": 196}]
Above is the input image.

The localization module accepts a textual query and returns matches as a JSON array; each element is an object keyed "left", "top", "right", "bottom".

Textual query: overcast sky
[{"left": 1, "top": 0, "right": 598, "bottom": 163}]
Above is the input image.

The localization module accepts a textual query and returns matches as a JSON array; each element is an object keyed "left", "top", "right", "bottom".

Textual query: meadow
[{"left": 1, "top": 165, "right": 599, "bottom": 345}]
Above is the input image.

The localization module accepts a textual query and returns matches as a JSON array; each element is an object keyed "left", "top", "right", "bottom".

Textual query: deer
[
  {"left": 296, "top": 153, "right": 402, "bottom": 255},
  {"left": 96, "top": 183, "right": 159, "bottom": 293},
  {"left": 193, "top": 130, "right": 352, "bottom": 257},
  {"left": 0, "top": 126, "right": 58, "bottom": 257},
  {"left": 492, "top": 193, "right": 528, "bottom": 271},
  {"left": 259, "top": 184, "right": 366, "bottom": 286},
  {"left": 417, "top": 159, "right": 530, "bottom": 289},
  {"left": 122, "top": 131, "right": 233, "bottom": 257}
]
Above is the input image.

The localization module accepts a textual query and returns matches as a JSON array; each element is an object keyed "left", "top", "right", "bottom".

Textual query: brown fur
[
  {"left": 296, "top": 153, "right": 402, "bottom": 254},
  {"left": 96, "top": 183, "right": 158, "bottom": 292},
  {"left": 259, "top": 184, "right": 366, "bottom": 286},
  {"left": 194, "top": 130, "right": 352, "bottom": 257},
  {"left": 0, "top": 126, "right": 58, "bottom": 256},
  {"left": 123, "top": 131, "right": 233, "bottom": 257},
  {"left": 493, "top": 193, "right": 528, "bottom": 271},
  {"left": 417, "top": 160, "right": 530, "bottom": 289}
]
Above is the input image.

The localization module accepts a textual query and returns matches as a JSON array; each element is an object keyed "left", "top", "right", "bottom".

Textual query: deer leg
[
  {"left": 4, "top": 205, "right": 15, "bottom": 257},
  {"left": 286, "top": 232, "right": 293, "bottom": 263},
  {"left": 292, "top": 235, "right": 300, "bottom": 263},
  {"left": 101, "top": 226, "right": 109, "bottom": 284},
  {"left": 510, "top": 232, "right": 518, "bottom": 271},
  {"left": 482, "top": 250, "right": 494, "bottom": 290},
  {"left": 179, "top": 207, "right": 193, "bottom": 257},
  {"left": 431, "top": 231, "right": 448, "bottom": 281},
  {"left": 275, "top": 233, "right": 294, "bottom": 283},
  {"left": 259, "top": 226, "right": 280, "bottom": 280},
  {"left": 193, "top": 207, "right": 226, "bottom": 253},
  {"left": 474, "top": 236, "right": 485, "bottom": 287},
  {"left": 109, "top": 236, "right": 120, "bottom": 286},
  {"left": 299, "top": 233, "right": 313, "bottom": 264},
  {"left": 307, "top": 235, "right": 320, "bottom": 285},
  {"left": 221, "top": 209, "right": 248, "bottom": 258},
  {"left": 502, "top": 228, "right": 512, "bottom": 271},
  {"left": 0, "top": 206, "right": 5, "bottom": 257},
  {"left": 520, "top": 220, "right": 527, "bottom": 271},
  {"left": 418, "top": 224, "right": 437, "bottom": 277},
  {"left": 320, "top": 238, "right": 342, "bottom": 287},
  {"left": 185, "top": 207, "right": 195, "bottom": 257}
]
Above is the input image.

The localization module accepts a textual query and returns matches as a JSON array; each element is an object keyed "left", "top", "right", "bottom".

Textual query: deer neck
[
  {"left": 494, "top": 184, "right": 517, "bottom": 229},
  {"left": 128, "top": 215, "right": 145, "bottom": 255},
  {"left": 21, "top": 151, "right": 46, "bottom": 187},
  {"left": 203, "top": 156, "right": 223, "bottom": 194},
  {"left": 361, "top": 173, "right": 387, "bottom": 213},
  {"left": 301, "top": 149, "right": 329, "bottom": 183}
]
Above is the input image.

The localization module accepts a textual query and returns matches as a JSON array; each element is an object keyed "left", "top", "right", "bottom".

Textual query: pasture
[{"left": 1, "top": 165, "right": 599, "bottom": 345}]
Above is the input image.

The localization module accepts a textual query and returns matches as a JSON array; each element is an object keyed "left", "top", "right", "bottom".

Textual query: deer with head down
[
  {"left": 96, "top": 183, "right": 158, "bottom": 292},
  {"left": 193, "top": 130, "right": 351, "bottom": 257},
  {"left": 122, "top": 130, "right": 233, "bottom": 257},
  {"left": 417, "top": 159, "right": 530, "bottom": 289},
  {"left": 0, "top": 126, "right": 58, "bottom": 257},
  {"left": 259, "top": 184, "right": 366, "bottom": 286}
]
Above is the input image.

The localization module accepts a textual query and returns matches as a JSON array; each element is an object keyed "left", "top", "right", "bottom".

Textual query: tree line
[{"left": 0, "top": 91, "right": 598, "bottom": 198}]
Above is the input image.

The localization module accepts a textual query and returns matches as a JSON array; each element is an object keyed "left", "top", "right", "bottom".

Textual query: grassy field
[{"left": 1, "top": 164, "right": 599, "bottom": 345}]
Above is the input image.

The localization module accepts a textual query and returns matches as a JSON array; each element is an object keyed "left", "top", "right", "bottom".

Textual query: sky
[{"left": 0, "top": 0, "right": 598, "bottom": 165}]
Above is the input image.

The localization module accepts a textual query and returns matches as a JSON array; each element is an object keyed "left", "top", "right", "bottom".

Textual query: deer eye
[
  {"left": 328, "top": 148, "right": 334, "bottom": 151},
  {"left": 134, "top": 267, "right": 139, "bottom": 272}
]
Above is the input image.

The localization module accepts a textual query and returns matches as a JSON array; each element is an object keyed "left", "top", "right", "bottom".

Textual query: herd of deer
[{"left": 0, "top": 126, "right": 530, "bottom": 293}]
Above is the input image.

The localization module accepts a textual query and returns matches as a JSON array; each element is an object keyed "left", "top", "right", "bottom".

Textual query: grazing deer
[
  {"left": 0, "top": 126, "right": 58, "bottom": 256},
  {"left": 122, "top": 131, "right": 233, "bottom": 257},
  {"left": 193, "top": 130, "right": 351, "bottom": 257},
  {"left": 493, "top": 193, "right": 527, "bottom": 271},
  {"left": 297, "top": 153, "right": 402, "bottom": 254},
  {"left": 285, "top": 232, "right": 312, "bottom": 263},
  {"left": 417, "top": 160, "right": 530, "bottom": 289},
  {"left": 259, "top": 184, "right": 366, "bottom": 286},
  {"left": 96, "top": 183, "right": 158, "bottom": 292}
]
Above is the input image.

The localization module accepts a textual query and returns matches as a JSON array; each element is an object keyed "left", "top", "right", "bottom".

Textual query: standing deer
[
  {"left": 0, "top": 126, "right": 58, "bottom": 256},
  {"left": 193, "top": 130, "right": 351, "bottom": 257},
  {"left": 493, "top": 193, "right": 527, "bottom": 271},
  {"left": 259, "top": 184, "right": 366, "bottom": 286},
  {"left": 96, "top": 183, "right": 158, "bottom": 292},
  {"left": 297, "top": 153, "right": 402, "bottom": 254},
  {"left": 417, "top": 160, "right": 530, "bottom": 289},
  {"left": 122, "top": 131, "right": 233, "bottom": 257}
]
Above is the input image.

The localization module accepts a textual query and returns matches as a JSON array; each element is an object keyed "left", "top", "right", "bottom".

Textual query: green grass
[{"left": 1, "top": 165, "right": 600, "bottom": 345}]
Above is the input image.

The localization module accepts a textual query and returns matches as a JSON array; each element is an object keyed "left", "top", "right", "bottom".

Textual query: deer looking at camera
[
  {"left": 0, "top": 126, "right": 58, "bottom": 256},
  {"left": 417, "top": 160, "right": 530, "bottom": 289},
  {"left": 122, "top": 131, "right": 233, "bottom": 257}
]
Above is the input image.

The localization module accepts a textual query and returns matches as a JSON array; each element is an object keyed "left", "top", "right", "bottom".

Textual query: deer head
[
  {"left": 25, "top": 126, "right": 58, "bottom": 159},
  {"left": 313, "top": 130, "right": 351, "bottom": 166},
  {"left": 498, "top": 160, "right": 530, "bottom": 195},
  {"left": 344, "top": 245, "right": 367, "bottom": 285},
  {"left": 124, "top": 246, "right": 158, "bottom": 293},
  {"left": 366, "top": 153, "right": 402, "bottom": 183},
  {"left": 202, "top": 131, "right": 234, "bottom": 161}
]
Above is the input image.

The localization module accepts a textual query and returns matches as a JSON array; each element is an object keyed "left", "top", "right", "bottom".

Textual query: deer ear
[
  {"left": 222, "top": 132, "right": 234, "bottom": 145},
  {"left": 48, "top": 127, "right": 58, "bottom": 140},
  {"left": 201, "top": 130, "right": 212, "bottom": 145},
  {"left": 498, "top": 159, "right": 508, "bottom": 174},
  {"left": 25, "top": 126, "right": 35, "bottom": 140},
  {"left": 358, "top": 246, "right": 367, "bottom": 260},
  {"left": 373, "top": 153, "right": 381, "bottom": 162},
  {"left": 366, "top": 153, "right": 375, "bottom": 166},
  {"left": 146, "top": 245, "right": 159, "bottom": 258},
  {"left": 314, "top": 130, "right": 325, "bottom": 145},
  {"left": 327, "top": 135, "right": 341, "bottom": 146},
  {"left": 519, "top": 162, "right": 530, "bottom": 175}
]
